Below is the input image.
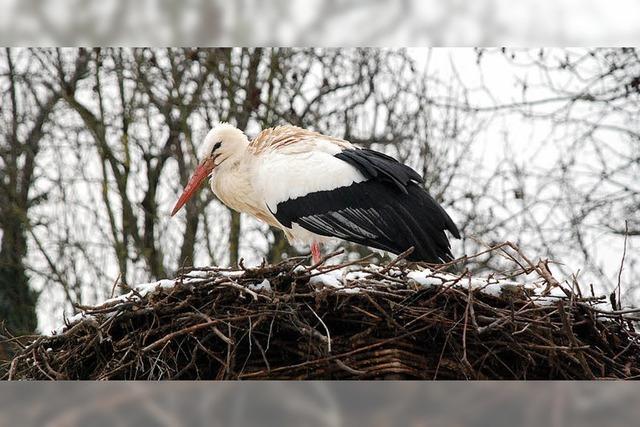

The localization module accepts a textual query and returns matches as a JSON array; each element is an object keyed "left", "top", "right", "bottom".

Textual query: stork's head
[{"left": 171, "top": 123, "right": 249, "bottom": 216}]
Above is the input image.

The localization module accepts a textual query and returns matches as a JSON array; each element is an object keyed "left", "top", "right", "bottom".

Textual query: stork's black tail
[{"left": 274, "top": 148, "right": 460, "bottom": 263}]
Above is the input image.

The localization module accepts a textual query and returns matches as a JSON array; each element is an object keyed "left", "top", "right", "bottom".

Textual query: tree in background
[
  {"left": 3, "top": 48, "right": 471, "bottom": 332},
  {"left": 1, "top": 47, "right": 637, "bottom": 333},
  {"left": 465, "top": 48, "right": 639, "bottom": 291},
  {"left": 0, "top": 48, "right": 90, "bottom": 336}
]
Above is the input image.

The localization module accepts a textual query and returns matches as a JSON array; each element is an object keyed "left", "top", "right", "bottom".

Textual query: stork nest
[{"left": 3, "top": 243, "right": 640, "bottom": 380}]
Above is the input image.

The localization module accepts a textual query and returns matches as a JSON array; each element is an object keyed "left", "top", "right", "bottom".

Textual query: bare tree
[
  {"left": 0, "top": 48, "right": 490, "bottom": 331},
  {"left": 419, "top": 48, "right": 640, "bottom": 293},
  {"left": 7, "top": 47, "right": 636, "bottom": 332},
  {"left": 0, "top": 48, "right": 90, "bottom": 335}
]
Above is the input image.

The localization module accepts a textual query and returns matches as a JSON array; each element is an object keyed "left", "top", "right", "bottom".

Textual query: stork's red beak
[{"left": 171, "top": 158, "right": 215, "bottom": 216}]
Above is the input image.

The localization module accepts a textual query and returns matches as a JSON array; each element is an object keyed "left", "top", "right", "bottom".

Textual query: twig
[
  {"left": 379, "top": 247, "right": 414, "bottom": 274},
  {"left": 616, "top": 220, "right": 629, "bottom": 311},
  {"left": 305, "top": 303, "right": 331, "bottom": 354}
]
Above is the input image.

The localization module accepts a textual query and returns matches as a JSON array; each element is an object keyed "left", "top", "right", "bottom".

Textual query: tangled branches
[{"left": 3, "top": 244, "right": 640, "bottom": 380}]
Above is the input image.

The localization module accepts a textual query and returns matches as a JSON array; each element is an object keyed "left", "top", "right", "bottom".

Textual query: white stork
[{"left": 171, "top": 123, "right": 460, "bottom": 264}]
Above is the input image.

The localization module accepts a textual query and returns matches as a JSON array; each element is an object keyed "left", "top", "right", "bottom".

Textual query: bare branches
[
  {"left": 2, "top": 47, "right": 638, "bottom": 336},
  {"left": 0, "top": 48, "right": 87, "bottom": 335}
]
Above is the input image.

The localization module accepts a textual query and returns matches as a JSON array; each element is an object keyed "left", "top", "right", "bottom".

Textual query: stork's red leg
[{"left": 311, "top": 241, "right": 322, "bottom": 264}]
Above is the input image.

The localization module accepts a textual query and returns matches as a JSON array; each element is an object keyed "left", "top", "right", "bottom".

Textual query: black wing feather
[
  {"left": 336, "top": 148, "right": 423, "bottom": 193},
  {"left": 274, "top": 148, "right": 460, "bottom": 263}
]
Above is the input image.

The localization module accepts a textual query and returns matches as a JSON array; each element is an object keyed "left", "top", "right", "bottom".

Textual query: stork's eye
[{"left": 211, "top": 141, "right": 222, "bottom": 155}]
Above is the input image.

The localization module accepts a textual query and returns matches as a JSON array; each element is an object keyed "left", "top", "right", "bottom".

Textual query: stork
[{"left": 171, "top": 123, "right": 460, "bottom": 264}]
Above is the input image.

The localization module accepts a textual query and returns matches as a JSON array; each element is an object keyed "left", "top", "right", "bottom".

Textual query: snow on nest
[
  {"left": 248, "top": 279, "right": 272, "bottom": 292},
  {"left": 404, "top": 268, "right": 568, "bottom": 306},
  {"left": 308, "top": 264, "right": 566, "bottom": 303},
  {"left": 49, "top": 273, "right": 229, "bottom": 336},
  {"left": 50, "top": 264, "right": 567, "bottom": 336},
  {"left": 305, "top": 264, "right": 562, "bottom": 302},
  {"left": 309, "top": 269, "right": 344, "bottom": 288},
  {"left": 50, "top": 279, "right": 180, "bottom": 335}
]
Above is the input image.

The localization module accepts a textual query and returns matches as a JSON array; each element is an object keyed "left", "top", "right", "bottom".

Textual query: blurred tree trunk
[
  {"left": 0, "top": 217, "right": 38, "bottom": 337},
  {"left": 0, "top": 49, "right": 40, "bottom": 336},
  {"left": 228, "top": 212, "right": 242, "bottom": 267},
  {"left": 266, "top": 227, "right": 292, "bottom": 263}
]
